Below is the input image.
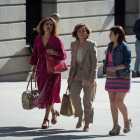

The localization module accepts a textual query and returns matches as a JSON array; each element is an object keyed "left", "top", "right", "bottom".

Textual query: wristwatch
[{"left": 57, "top": 52, "right": 59, "bottom": 56}]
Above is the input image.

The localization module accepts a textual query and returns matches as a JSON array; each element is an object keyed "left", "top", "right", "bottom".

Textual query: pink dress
[
  {"left": 105, "top": 51, "right": 131, "bottom": 92},
  {"left": 29, "top": 35, "right": 67, "bottom": 109}
]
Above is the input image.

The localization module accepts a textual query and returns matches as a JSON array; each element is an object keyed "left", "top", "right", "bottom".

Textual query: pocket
[{"left": 115, "top": 50, "right": 123, "bottom": 61}]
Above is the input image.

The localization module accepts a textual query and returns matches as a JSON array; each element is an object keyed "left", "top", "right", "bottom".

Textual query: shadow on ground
[
  {"left": 0, "top": 126, "right": 125, "bottom": 140},
  {"left": 131, "top": 81, "right": 140, "bottom": 83}
]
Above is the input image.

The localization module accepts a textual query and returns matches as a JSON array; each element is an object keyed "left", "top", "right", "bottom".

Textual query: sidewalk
[{"left": 0, "top": 78, "right": 140, "bottom": 140}]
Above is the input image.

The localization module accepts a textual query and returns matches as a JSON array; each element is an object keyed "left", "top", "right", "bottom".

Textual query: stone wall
[
  {"left": 42, "top": 0, "right": 115, "bottom": 78},
  {"left": 0, "top": 0, "right": 30, "bottom": 81},
  {"left": 0, "top": 0, "right": 138, "bottom": 81}
]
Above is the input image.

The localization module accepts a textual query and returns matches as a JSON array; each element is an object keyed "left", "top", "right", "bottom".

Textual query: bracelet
[{"left": 32, "top": 69, "right": 36, "bottom": 72}]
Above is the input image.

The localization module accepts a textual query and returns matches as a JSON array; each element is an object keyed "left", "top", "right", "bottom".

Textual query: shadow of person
[
  {"left": 0, "top": 126, "right": 79, "bottom": 138},
  {"left": 0, "top": 126, "right": 125, "bottom": 140},
  {"left": 131, "top": 81, "right": 140, "bottom": 83},
  {"left": 33, "top": 134, "right": 125, "bottom": 140},
  {"left": 0, "top": 126, "right": 36, "bottom": 133}
]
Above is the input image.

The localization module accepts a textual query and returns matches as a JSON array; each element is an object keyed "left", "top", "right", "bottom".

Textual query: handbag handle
[
  {"left": 26, "top": 78, "right": 37, "bottom": 93},
  {"left": 65, "top": 85, "right": 70, "bottom": 95}
]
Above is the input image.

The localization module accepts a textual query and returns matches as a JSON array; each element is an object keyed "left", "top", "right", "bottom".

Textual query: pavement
[{"left": 0, "top": 78, "right": 140, "bottom": 140}]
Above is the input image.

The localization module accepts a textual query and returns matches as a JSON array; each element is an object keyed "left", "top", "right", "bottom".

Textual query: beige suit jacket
[{"left": 69, "top": 39, "right": 98, "bottom": 85}]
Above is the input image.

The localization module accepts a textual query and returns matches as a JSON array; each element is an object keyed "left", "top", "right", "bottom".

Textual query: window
[{"left": 26, "top": 0, "right": 41, "bottom": 43}]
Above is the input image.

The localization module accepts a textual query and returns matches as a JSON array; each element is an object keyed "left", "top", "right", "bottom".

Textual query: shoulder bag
[{"left": 45, "top": 37, "right": 68, "bottom": 74}]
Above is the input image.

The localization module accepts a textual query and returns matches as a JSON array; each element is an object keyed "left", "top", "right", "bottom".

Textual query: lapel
[
  {"left": 73, "top": 40, "right": 79, "bottom": 68},
  {"left": 81, "top": 40, "right": 89, "bottom": 63}
]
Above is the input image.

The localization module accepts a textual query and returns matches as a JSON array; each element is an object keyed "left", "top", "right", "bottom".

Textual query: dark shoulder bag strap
[{"left": 51, "top": 36, "right": 56, "bottom": 50}]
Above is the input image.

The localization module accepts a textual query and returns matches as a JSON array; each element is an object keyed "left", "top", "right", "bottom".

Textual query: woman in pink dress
[{"left": 30, "top": 17, "right": 67, "bottom": 129}]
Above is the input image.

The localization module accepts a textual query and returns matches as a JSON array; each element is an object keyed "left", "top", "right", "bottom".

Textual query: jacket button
[{"left": 80, "top": 68, "right": 82, "bottom": 70}]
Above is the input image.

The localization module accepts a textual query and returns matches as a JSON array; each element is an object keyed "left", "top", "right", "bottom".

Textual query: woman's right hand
[
  {"left": 30, "top": 72, "right": 36, "bottom": 79},
  {"left": 67, "top": 77, "right": 70, "bottom": 83}
]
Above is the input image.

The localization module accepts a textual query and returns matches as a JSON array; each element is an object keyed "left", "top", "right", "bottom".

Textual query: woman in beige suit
[{"left": 68, "top": 23, "right": 98, "bottom": 132}]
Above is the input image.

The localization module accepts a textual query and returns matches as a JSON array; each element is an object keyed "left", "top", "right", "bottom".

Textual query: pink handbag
[{"left": 45, "top": 37, "right": 68, "bottom": 74}]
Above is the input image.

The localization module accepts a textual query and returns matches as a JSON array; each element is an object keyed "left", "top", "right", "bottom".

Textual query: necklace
[
  {"left": 43, "top": 36, "right": 50, "bottom": 42},
  {"left": 43, "top": 38, "right": 48, "bottom": 43}
]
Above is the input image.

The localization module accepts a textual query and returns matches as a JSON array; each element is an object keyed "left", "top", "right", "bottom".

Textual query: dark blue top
[{"left": 133, "top": 18, "right": 140, "bottom": 40}]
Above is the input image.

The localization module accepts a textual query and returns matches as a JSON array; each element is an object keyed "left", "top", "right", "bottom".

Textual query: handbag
[
  {"left": 45, "top": 37, "right": 68, "bottom": 74},
  {"left": 60, "top": 86, "right": 75, "bottom": 117},
  {"left": 21, "top": 78, "right": 39, "bottom": 110}
]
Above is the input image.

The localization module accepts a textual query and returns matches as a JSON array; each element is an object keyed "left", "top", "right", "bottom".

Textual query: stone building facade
[{"left": 0, "top": 0, "right": 138, "bottom": 81}]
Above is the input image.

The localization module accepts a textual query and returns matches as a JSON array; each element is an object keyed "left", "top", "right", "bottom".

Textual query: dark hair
[
  {"left": 36, "top": 17, "right": 58, "bottom": 36},
  {"left": 72, "top": 23, "right": 91, "bottom": 40},
  {"left": 110, "top": 25, "right": 127, "bottom": 43}
]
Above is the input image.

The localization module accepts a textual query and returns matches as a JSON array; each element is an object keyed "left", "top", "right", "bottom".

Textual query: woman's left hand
[
  {"left": 89, "top": 77, "right": 95, "bottom": 86},
  {"left": 109, "top": 66, "right": 117, "bottom": 72},
  {"left": 104, "top": 50, "right": 107, "bottom": 55},
  {"left": 46, "top": 49, "right": 57, "bottom": 55}
]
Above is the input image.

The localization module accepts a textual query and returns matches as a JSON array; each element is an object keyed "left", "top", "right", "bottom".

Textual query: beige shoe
[
  {"left": 76, "top": 117, "right": 85, "bottom": 129},
  {"left": 76, "top": 122, "right": 82, "bottom": 129},
  {"left": 83, "top": 127, "right": 89, "bottom": 132},
  {"left": 109, "top": 125, "right": 121, "bottom": 135},
  {"left": 123, "top": 118, "right": 133, "bottom": 133},
  {"left": 83, "top": 123, "right": 90, "bottom": 132}
]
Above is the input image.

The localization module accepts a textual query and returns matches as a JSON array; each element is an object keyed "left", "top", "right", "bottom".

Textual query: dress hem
[{"left": 105, "top": 88, "right": 130, "bottom": 92}]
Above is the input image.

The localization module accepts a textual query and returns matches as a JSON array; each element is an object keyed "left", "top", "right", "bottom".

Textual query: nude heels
[
  {"left": 83, "top": 125, "right": 89, "bottom": 132},
  {"left": 123, "top": 118, "right": 133, "bottom": 133},
  {"left": 76, "top": 117, "right": 85, "bottom": 129},
  {"left": 109, "top": 125, "right": 121, "bottom": 135}
]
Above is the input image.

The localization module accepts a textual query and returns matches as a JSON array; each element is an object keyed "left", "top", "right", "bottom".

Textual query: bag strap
[
  {"left": 26, "top": 78, "right": 37, "bottom": 93},
  {"left": 35, "top": 77, "right": 37, "bottom": 88},
  {"left": 51, "top": 36, "right": 56, "bottom": 50},
  {"left": 65, "top": 85, "right": 70, "bottom": 95},
  {"left": 26, "top": 78, "right": 32, "bottom": 92}
]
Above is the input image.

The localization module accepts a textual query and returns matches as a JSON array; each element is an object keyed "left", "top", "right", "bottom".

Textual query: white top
[{"left": 77, "top": 49, "right": 83, "bottom": 64}]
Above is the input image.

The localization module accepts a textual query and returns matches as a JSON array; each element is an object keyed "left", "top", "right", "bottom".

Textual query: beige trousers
[{"left": 70, "top": 75, "right": 97, "bottom": 123}]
